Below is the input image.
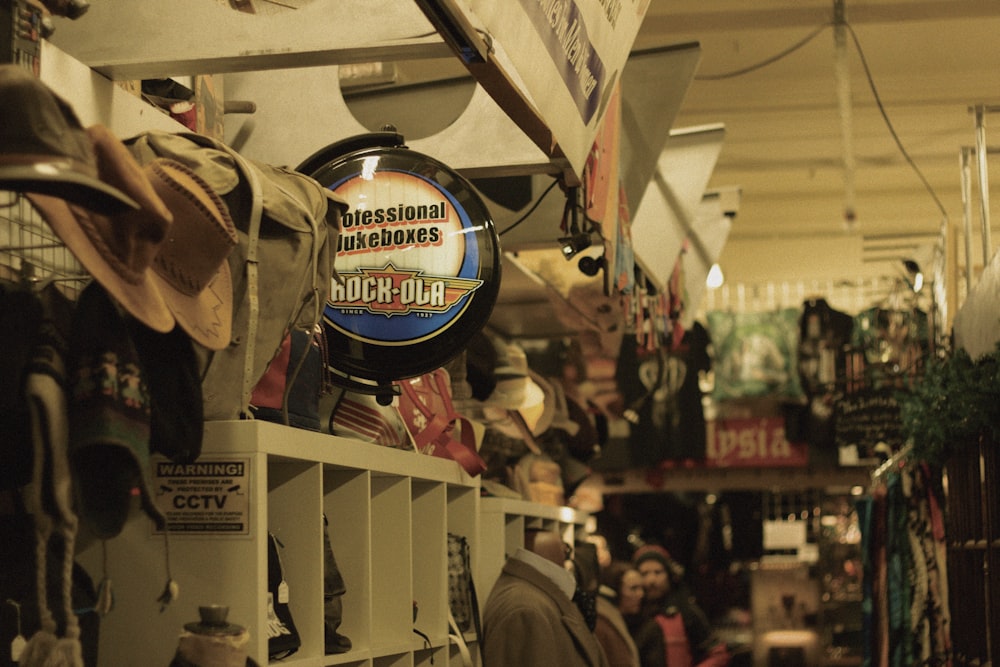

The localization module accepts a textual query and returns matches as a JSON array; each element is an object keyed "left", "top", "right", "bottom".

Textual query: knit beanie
[
  {"left": 633, "top": 544, "right": 672, "bottom": 569},
  {"left": 632, "top": 544, "right": 684, "bottom": 580}
]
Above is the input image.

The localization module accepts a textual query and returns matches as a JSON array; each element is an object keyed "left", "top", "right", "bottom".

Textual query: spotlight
[
  {"left": 577, "top": 254, "right": 605, "bottom": 276},
  {"left": 558, "top": 233, "right": 591, "bottom": 260},
  {"left": 902, "top": 259, "right": 924, "bottom": 293}
]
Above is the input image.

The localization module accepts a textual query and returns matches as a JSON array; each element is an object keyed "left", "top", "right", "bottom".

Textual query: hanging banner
[
  {"left": 706, "top": 416, "right": 809, "bottom": 468},
  {"left": 585, "top": 79, "right": 624, "bottom": 295},
  {"left": 463, "top": 0, "right": 650, "bottom": 178}
]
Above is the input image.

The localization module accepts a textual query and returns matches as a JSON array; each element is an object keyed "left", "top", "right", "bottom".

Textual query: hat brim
[
  {"left": 152, "top": 260, "right": 233, "bottom": 350},
  {"left": 519, "top": 371, "right": 554, "bottom": 436},
  {"left": 144, "top": 159, "right": 236, "bottom": 351},
  {"left": 27, "top": 192, "right": 175, "bottom": 333},
  {"left": 0, "top": 162, "right": 140, "bottom": 215}
]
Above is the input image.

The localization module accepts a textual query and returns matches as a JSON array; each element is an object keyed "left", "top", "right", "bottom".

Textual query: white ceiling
[
  {"left": 483, "top": 0, "right": 1000, "bottom": 338},
  {"left": 634, "top": 0, "right": 1000, "bottom": 296}
]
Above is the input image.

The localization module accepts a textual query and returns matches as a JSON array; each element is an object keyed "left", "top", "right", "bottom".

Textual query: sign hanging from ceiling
[
  {"left": 302, "top": 141, "right": 501, "bottom": 384},
  {"left": 463, "top": 0, "right": 650, "bottom": 177}
]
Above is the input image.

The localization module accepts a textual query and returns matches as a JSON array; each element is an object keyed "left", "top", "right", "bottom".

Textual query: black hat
[
  {"left": 67, "top": 282, "right": 166, "bottom": 539},
  {"left": 0, "top": 65, "right": 139, "bottom": 214}
]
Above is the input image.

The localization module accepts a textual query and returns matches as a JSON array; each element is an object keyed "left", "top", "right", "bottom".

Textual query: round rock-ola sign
[{"left": 304, "top": 144, "right": 501, "bottom": 383}]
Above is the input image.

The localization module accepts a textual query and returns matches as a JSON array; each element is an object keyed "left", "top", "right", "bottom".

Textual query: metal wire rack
[{"left": 0, "top": 189, "right": 88, "bottom": 298}]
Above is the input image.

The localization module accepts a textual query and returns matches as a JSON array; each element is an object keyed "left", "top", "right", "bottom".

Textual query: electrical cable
[
  {"left": 845, "top": 22, "right": 949, "bottom": 220},
  {"left": 691, "top": 18, "right": 949, "bottom": 222},
  {"left": 497, "top": 177, "right": 560, "bottom": 236},
  {"left": 694, "top": 22, "right": 831, "bottom": 81}
]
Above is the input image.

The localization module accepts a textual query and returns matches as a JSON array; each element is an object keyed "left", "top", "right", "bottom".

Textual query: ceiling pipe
[
  {"left": 960, "top": 146, "right": 974, "bottom": 294},
  {"left": 833, "top": 0, "right": 857, "bottom": 230},
  {"left": 973, "top": 105, "right": 993, "bottom": 265}
]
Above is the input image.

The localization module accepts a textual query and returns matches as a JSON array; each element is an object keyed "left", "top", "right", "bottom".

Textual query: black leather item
[{"left": 322, "top": 515, "right": 351, "bottom": 655}]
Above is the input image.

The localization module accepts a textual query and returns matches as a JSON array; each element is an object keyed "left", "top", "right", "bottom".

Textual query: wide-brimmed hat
[
  {"left": 28, "top": 125, "right": 176, "bottom": 333},
  {"left": 0, "top": 65, "right": 139, "bottom": 214},
  {"left": 146, "top": 159, "right": 237, "bottom": 350},
  {"left": 480, "top": 337, "right": 554, "bottom": 438},
  {"left": 483, "top": 337, "right": 546, "bottom": 413}
]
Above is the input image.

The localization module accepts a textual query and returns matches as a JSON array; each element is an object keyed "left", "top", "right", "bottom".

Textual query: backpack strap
[
  {"left": 216, "top": 146, "right": 324, "bottom": 421},
  {"left": 226, "top": 149, "right": 264, "bottom": 419}
]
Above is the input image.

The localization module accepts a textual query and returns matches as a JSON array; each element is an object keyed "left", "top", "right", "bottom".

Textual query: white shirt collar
[{"left": 510, "top": 547, "right": 576, "bottom": 600}]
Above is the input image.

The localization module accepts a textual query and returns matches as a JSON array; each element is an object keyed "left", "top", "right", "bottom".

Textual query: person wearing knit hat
[
  {"left": 630, "top": 545, "right": 727, "bottom": 667},
  {"left": 633, "top": 545, "right": 684, "bottom": 584}
]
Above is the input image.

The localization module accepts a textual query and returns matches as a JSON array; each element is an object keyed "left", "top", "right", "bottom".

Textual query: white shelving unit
[
  {"left": 79, "top": 420, "right": 482, "bottom": 667},
  {"left": 78, "top": 421, "right": 587, "bottom": 667},
  {"left": 31, "top": 36, "right": 591, "bottom": 667}
]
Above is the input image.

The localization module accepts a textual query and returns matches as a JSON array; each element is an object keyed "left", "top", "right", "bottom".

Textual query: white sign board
[
  {"left": 153, "top": 458, "right": 252, "bottom": 535},
  {"left": 466, "top": 0, "right": 650, "bottom": 177},
  {"left": 762, "top": 519, "right": 807, "bottom": 550}
]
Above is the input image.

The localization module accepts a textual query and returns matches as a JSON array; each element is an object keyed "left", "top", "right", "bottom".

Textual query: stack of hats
[
  {"left": 0, "top": 68, "right": 249, "bottom": 651},
  {"left": 469, "top": 333, "right": 553, "bottom": 438}
]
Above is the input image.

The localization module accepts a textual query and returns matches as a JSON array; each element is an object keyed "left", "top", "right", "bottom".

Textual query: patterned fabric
[
  {"left": 850, "top": 307, "right": 930, "bottom": 389},
  {"left": 573, "top": 587, "right": 598, "bottom": 632},
  {"left": 328, "top": 389, "right": 414, "bottom": 449},
  {"left": 447, "top": 533, "right": 478, "bottom": 635},
  {"left": 615, "top": 322, "right": 711, "bottom": 466},
  {"left": 860, "top": 465, "right": 951, "bottom": 667},
  {"left": 886, "top": 471, "right": 911, "bottom": 667},
  {"left": 707, "top": 308, "right": 804, "bottom": 401}
]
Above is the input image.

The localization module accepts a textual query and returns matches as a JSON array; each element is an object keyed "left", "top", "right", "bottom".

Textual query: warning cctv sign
[{"left": 153, "top": 458, "right": 251, "bottom": 535}]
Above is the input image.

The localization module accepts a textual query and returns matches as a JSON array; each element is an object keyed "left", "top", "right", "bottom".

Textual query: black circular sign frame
[{"left": 300, "top": 139, "right": 501, "bottom": 392}]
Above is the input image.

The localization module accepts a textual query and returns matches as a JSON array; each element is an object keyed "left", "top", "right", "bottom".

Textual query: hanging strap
[
  {"left": 448, "top": 610, "right": 474, "bottom": 667},
  {"left": 218, "top": 148, "right": 265, "bottom": 419},
  {"left": 397, "top": 370, "right": 486, "bottom": 476}
]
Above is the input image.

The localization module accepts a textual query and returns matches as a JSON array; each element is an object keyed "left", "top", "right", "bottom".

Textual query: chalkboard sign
[{"left": 834, "top": 389, "right": 904, "bottom": 456}]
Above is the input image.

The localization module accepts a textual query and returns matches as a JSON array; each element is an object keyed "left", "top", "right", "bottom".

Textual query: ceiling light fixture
[
  {"left": 706, "top": 263, "right": 724, "bottom": 289},
  {"left": 903, "top": 258, "right": 924, "bottom": 293}
]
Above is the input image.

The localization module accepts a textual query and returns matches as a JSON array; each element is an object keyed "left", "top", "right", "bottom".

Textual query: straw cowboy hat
[{"left": 146, "top": 159, "right": 238, "bottom": 350}]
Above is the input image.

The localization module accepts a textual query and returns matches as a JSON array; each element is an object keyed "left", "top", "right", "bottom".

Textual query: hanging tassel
[
  {"left": 94, "top": 542, "right": 114, "bottom": 617},
  {"left": 18, "top": 511, "right": 59, "bottom": 666},
  {"left": 156, "top": 529, "right": 179, "bottom": 612},
  {"left": 44, "top": 519, "right": 84, "bottom": 667}
]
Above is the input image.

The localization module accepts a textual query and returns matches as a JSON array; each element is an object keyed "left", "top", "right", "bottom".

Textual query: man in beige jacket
[{"left": 483, "top": 530, "right": 610, "bottom": 666}]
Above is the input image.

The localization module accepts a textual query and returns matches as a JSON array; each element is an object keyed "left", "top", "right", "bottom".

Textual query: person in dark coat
[
  {"left": 483, "top": 530, "right": 610, "bottom": 667},
  {"left": 631, "top": 545, "right": 727, "bottom": 667}
]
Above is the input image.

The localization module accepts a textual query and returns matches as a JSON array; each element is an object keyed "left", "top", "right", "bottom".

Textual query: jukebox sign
[{"left": 301, "top": 139, "right": 501, "bottom": 386}]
